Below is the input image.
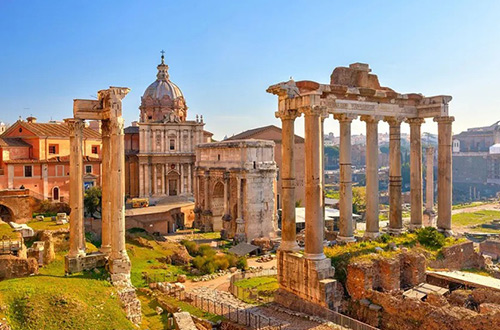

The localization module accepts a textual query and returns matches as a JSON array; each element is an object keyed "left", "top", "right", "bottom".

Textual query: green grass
[
  {"left": 233, "top": 276, "right": 278, "bottom": 304},
  {"left": 157, "top": 294, "right": 223, "bottom": 323},
  {"left": 451, "top": 210, "right": 500, "bottom": 227},
  {"left": 0, "top": 272, "right": 134, "bottom": 330},
  {"left": 27, "top": 217, "right": 69, "bottom": 231},
  {"left": 137, "top": 291, "right": 172, "bottom": 330},
  {"left": 452, "top": 201, "right": 489, "bottom": 210},
  {"left": 0, "top": 223, "right": 19, "bottom": 239}
]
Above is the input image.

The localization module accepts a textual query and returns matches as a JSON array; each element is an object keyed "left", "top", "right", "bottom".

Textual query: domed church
[{"left": 124, "top": 53, "right": 210, "bottom": 200}]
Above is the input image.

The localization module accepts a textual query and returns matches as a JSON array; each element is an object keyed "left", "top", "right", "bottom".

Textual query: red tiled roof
[
  {"left": 4, "top": 155, "right": 101, "bottom": 164},
  {"left": 4, "top": 121, "right": 101, "bottom": 139},
  {"left": 226, "top": 125, "right": 305, "bottom": 143},
  {"left": 0, "top": 137, "right": 31, "bottom": 147}
]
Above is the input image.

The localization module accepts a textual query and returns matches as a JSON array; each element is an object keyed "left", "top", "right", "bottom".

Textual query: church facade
[{"left": 125, "top": 55, "right": 210, "bottom": 200}]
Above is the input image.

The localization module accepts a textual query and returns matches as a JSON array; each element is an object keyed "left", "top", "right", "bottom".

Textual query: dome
[{"left": 142, "top": 54, "right": 183, "bottom": 101}]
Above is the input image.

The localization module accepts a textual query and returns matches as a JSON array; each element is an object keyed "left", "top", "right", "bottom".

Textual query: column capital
[
  {"left": 360, "top": 115, "right": 383, "bottom": 123},
  {"left": 433, "top": 116, "right": 455, "bottom": 124},
  {"left": 300, "top": 105, "right": 324, "bottom": 117},
  {"left": 275, "top": 109, "right": 300, "bottom": 120},
  {"left": 334, "top": 113, "right": 358, "bottom": 123},
  {"left": 406, "top": 117, "right": 425, "bottom": 126},
  {"left": 101, "top": 119, "right": 111, "bottom": 138},
  {"left": 65, "top": 118, "right": 85, "bottom": 137},
  {"left": 384, "top": 116, "right": 405, "bottom": 126},
  {"left": 109, "top": 117, "right": 125, "bottom": 135}
]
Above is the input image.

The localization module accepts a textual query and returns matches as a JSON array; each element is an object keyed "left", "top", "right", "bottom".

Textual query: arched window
[{"left": 53, "top": 186, "right": 60, "bottom": 201}]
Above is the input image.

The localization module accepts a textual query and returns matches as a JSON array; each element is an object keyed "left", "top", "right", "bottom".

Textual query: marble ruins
[
  {"left": 268, "top": 63, "right": 454, "bottom": 312},
  {"left": 193, "top": 139, "right": 278, "bottom": 242}
]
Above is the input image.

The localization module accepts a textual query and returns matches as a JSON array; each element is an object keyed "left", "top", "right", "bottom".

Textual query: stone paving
[{"left": 190, "top": 287, "right": 345, "bottom": 330}]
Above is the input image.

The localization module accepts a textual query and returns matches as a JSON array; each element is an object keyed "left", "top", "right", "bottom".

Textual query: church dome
[{"left": 142, "top": 54, "right": 183, "bottom": 101}]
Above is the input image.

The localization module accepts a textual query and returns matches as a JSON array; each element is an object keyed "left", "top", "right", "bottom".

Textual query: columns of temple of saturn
[{"left": 407, "top": 118, "right": 425, "bottom": 230}]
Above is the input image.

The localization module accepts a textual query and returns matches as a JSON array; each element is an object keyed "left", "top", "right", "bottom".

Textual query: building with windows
[
  {"left": 124, "top": 54, "right": 211, "bottom": 200},
  {"left": 0, "top": 117, "right": 102, "bottom": 202}
]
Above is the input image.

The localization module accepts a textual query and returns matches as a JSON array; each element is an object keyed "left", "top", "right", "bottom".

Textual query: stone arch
[
  {"left": 211, "top": 181, "right": 224, "bottom": 219},
  {"left": 52, "top": 186, "right": 60, "bottom": 201},
  {"left": 0, "top": 204, "right": 14, "bottom": 223}
]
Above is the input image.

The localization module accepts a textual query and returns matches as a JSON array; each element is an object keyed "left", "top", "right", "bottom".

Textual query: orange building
[{"left": 0, "top": 117, "right": 102, "bottom": 203}]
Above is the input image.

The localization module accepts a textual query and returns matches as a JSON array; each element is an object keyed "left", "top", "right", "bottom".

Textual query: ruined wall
[
  {"left": 0, "top": 255, "right": 38, "bottom": 280},
  {"left": 480, "top": 239, "right": 500, "bottom": 260},
  {"left": 429, "top": 241, "right": 485, "bottom": 270}
]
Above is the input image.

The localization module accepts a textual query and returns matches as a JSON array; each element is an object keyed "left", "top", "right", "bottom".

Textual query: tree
[
  {"left": 84, "top": 186, "right": 102, "bottom": 217},
  {"left": 352, "top": 186, "right": 366, "bottom": 214}
]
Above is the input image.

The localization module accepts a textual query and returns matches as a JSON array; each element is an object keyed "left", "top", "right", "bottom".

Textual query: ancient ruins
[
  {"left": 267, "top": 63, "right": 455, "bottom": 312},
  {"left": 193, "top": 139, "right": 278, "bottom": 242}
]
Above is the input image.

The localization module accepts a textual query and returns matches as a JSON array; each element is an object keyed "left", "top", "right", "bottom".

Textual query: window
[
  {"left": 91, "top": 145, "right": 99, "bottom": 154},
  {"left": 48, "top": 144, "right": 58, "bottom": 154},
  {"left": 24, "top": 165, "right": 32, "bottom": 177},
  {"left": 85, "top": 165, "right": 92, "bottom": 174},
  {"left": 169, "top": 139, "right": 175, "bottom": 150}
]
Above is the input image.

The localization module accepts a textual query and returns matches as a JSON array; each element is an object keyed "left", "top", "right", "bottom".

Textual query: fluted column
[
  {"left": 100, "top": 119, "right": 111, "bottom": 255},
  {"left": 109, "top": 117, "right": 131, "bottom": 273},
  {"left": 435, "top": 116, "right": 455, "bottom": 235},
  {"left": 335, "top": 113, "right": 357, "bottom": 242},
  {"left": 407, "top": 118, "right": 425, "bottom": 230},
  {"left": 361, "top": 115, "right": 382, "bottom": 239},
  {"left": 304, "top": 106, "right": 325, "bottom": 259},
  {"left": 275, "top": 110, "right": 300, "bottom": 252},
  {"left": 67, "top": 118, "right": 86, "bottom": 258},
  {"left": 385, "top": 117, "right": 404, "bottom": 234}
]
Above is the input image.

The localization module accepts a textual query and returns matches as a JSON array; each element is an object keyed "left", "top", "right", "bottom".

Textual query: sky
[{"left": 1, "top": 0, "right": 499, "bottom": 140}]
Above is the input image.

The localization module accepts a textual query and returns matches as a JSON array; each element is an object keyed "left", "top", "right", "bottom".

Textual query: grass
[
  {"left": 136, "top": 291, "right": 172, "bottom": 330},
  {"left": 452, "top": 201, "right": 489, "bottom": 210},
  {"left": 451, "top": 210, "right": 500, "bottom": 227},
  {"left": 27, "top": 217, "right": 69, "bottom": 231},
  {"left": 0, "top": 223, "right": 19, "bottom": 239},
  {"left": 157, "top": 294, "right": 223, "bottom": 323},
  {"left": 0, "top": 264, "right": 134, "bottom": 330},
  {"left": 233, "top": 276, "right": 279, "bottom": 304}
]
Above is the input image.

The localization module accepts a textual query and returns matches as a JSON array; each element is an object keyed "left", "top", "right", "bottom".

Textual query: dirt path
[{"left": 451, "top": 202, "right": 500, "bottom": 215}]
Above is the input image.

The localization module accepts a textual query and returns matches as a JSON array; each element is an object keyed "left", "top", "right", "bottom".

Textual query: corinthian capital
[
  {"left": 360, "top": 115, "right": 383, "bottom": 123},
  {"left": 65, "top": 118, "right": 85, "bottom": 137},
  {"left": 109, "top": 117, "right": 125, "bottom": 135},
  {"left": 406, "top": 117, "right": 425, "bottom": 126},
  {"left": 433, "top": 116, "right": 455, "bottom": 124},
  {"left": 275, "top": 109, "right": 300, "bottom": 121},
  {"left": 300, "top": 106, "right": 323, "bottom": 117},
  {"left": 384, "top": 116, "right": 405, "bottom": 126},
  {"left": 333, "top": 113, "right": 358, "bottom": 123},
  {"left": 101, "top": 119, "right": 111, "bottom": 138}
]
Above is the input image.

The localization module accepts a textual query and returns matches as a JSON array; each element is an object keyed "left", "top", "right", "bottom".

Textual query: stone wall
[
  {"left": 428, "top": 241, "right": 485, "bottom": 270},
  {"left": 0, "top": 255, "right": 38, "bottom": 280},
  {"left": 348, "top": 290, "right": 500, "bottom": 330},
  {"left": 479, "top": 239, "right": 500, "bottom": 260}
]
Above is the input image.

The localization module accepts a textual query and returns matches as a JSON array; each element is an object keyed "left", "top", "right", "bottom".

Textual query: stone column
[
  {"left": 67, "top": 118, "right": 86, "bottom": 257},
  {"left": 303, "top": 106, "right": 325, "bottom": 259},
  {"left": 435, "top": 116, "right": 455, "bottom": 235},
  {"left": 362, "top": 115, "right": 381, "bottom": 239},
  {"left": 180, "top": 164, "right": 185, "bottom": 195},
  {"left": 100, "top": 119, "right": 112, "bottom": 254},
  {"left": 152, "top": 164, "right": 157, "bottom": 195},
  {"left": 204, "top": 171, "right": 211, "bottom": 211},
  {"left": 223, "top": 172, "right": 230, "bottom": 218},
  {"left": 236, "top": 177, "right": 242, "bottom": 220},
  {"left": 385, "top": 117, "right": 404, "bottom": 234},
  {"left": 188, "top": 164, "right": 192, "bottom": 194},
  {"left": 335, "top": 114, "right": 357, "bottom": 242},
  {"left": 407, "top": 118, "right": 425, "bottom": 230},
  {"left": 139, "top": 164, "right": 144, "bottom": 197},
  {"left": 425, "top": 147, "right": 435, "bottom": 212},
  {"left": 144, "top": 164, "right": 150, "bottom": 197},
  {"left": 275, "top": 110, "right": 300, "bottom": 252},
  {"left": 109, "top": 117, "right": 131, "bottom": 275}
]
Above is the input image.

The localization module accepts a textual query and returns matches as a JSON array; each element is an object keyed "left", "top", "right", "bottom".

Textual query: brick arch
[
  {"left": 0, "top": 204, "right": 14, "bottom": 223},
  {"left": 0, "top": 192, "right": 34, "bottom": 224}
]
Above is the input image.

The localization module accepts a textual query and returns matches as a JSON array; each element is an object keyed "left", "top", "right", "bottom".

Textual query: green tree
[
  {"left": 84, "top": 186, "right": 102, "bottom": 217},
  {"left": 352, "top": 186, "right": 366, "bottom": 214}
]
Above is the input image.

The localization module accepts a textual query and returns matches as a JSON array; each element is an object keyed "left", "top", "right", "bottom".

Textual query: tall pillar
[
  {"left": 335, "top": 114, "right": 357, "bottom": 242},
  {"left": 236, "top": 176, "right": 243, "bottom": 220},
  {"left": 275, "top": 110, "right": 300, "bottom": 252},
  {"left": 223, "top": 172, "right": 230, "bottom": 217},
  {"left": 144, "top": 164, "right": 150, "bottom": 196},
  {"left": 180, "top": 164, "right": 185, "bottom": 195},
  {"left": 204, "top": 171, "right": 211, "bottom": 211},
  {"left": 362, "top": 115, "right": 381, "bottom": 239},
  {"left": 407, "top": 118, "right": 425, "bottom": 230},
  {"left": 188, "top": 164, "right": 192, "bottom": 194},
  {"left": 385, "top": 117, "right": 404, "bottom": 234},
  {"left": 67, "top": 119, "right": 86, "bottom": 257},
  {"left": 303, "top": 106, "right": 325, "bottom": 259},
  {"left": 139, "top": 164, "right": 144, "bottom": 197},
  {"left": 425, "top": 147, "right": 435, "bottom": 212},
  {"left": 109, "top": 116, "right": 131, "bottom": 274},
  {"left": 100, "top": 119, "right": 112, "bottom": 254},
  {"left": 435, "top": 116, "right": 455, "bottom": 235}
]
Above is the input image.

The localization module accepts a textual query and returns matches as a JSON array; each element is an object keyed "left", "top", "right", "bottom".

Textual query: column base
[
  {"left": 363, "top": 231, "right": 380, "bottom": 239},
  {"left": 109, "top": 255, "right": 131, "bottom": 275},
  {"left": 67, "top": 249, "right": 86, "bottom": 259},
  {"left": 304, "top": 252, "right": 326, "bottom": 260},
  {"left": 387, "top": 227, "right": 403, "bottom": 235},
  {"left": 408, "top": 224, "right": 423, "bottom": 232},
  {"left": 279, "top": 240, "right": 301, "bottom": 252},
  {"left": 100, "top": 245, "right": 111, "bottom": 255},
  {"left": 437, "top": 228, "right": 454, "bottom": 237},
  {"left": 337, "top": 235, "right": 356, "bottom": 243}
]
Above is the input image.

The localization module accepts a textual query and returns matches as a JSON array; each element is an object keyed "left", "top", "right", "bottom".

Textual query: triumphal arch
[{"left": 268, "top": 63, "right": 454, "bottom": 312}]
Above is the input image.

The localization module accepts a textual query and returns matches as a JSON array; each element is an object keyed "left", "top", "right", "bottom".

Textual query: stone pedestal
[{"left": 275, "top": 250, "right": 338, "bottom": 311}]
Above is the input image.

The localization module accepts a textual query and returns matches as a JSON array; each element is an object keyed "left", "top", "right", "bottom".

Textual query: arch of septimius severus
[{"left": 268, "top": 63, "right": 453, "bottom": 312}]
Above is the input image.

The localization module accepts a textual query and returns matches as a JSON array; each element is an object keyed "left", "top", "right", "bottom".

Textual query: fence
[
  {"left": 229, "top": 269, "right": 278, "bottom": 304},
  {"left": 173, "top": 290, "right": 284, "bottom": 330}
]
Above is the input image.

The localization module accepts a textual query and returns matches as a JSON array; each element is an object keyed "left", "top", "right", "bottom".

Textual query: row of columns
[
  {"left": 67, "top": 117, "right": 129, "bottom": 267},
  {"left": 139, "top": 163, "right": 193, "bottom": 197},
  {"left": 278, "top": 109, "right": 455, "bottom": 256}
]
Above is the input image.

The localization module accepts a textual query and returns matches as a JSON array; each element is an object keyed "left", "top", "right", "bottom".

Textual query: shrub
[
  {"left": 182, "top": 240, "right": 199, "bottom": 256},
  {"left": 214, "top": 255, "right": 229, "bottom": 270},
  {"left": 198, "top": 244, "right": 216, "bottom": 258},
  {"left": 379, "top": 233, "right": 391, "bottom": 243},
  {"left": 226, "top": 254, "right": 238, "bottom": 268},
  {"left": 192, "top": 256, "right": 205, "bottom": 270},
  {"left": 236, "top": 256, "right": 248, "bottom": 270},
  {"left": 416, "top": 227, "right": 445, "bottom": 250}
]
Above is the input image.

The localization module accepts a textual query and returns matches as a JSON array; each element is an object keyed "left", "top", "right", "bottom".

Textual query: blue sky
[{"left": 1, "top": 0, "right": 499, "bottom": 140}]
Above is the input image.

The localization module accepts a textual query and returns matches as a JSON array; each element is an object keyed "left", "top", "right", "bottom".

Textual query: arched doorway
[
  {"left": 0, "top": 204, "right": 13, "bottom": 223},
  {"left": 167, "top": 170, "right": 180, "bottom": 196},
  {"left": 53, "top": 186, "right": 60, "bottom": 201},
  {"left": 212, "top": 181, "right": 224, "bottom": 217}
]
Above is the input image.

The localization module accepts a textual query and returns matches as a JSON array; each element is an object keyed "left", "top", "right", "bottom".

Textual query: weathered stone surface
[
  {"left": 480, "top": 240, "right": 500, "bottom": 260},
  {"left": 117, "top": 286, "right": 142, "bottom": 325},
  {"left": 400, "top": 252, "right": 426, "bottom": 288},
  {"left": 377, "top": 258, "right": 400, "bottom": 292},
  {"left": 429, "top": 241, "right": 485, "bottom": 270},
  {"left": 173, "top": 312, "right": 197, "bottom": 330},
  {"left": 346, "top": 262, "right": 374, "bottom": 300},
  {"left": 64, "top": 252, "right": 106, "bottom": 274},
  {"left": 0, "top": 255, "right": 38, "bottom": 280},
  {"left": 479, "top": 303, "right": 500, "bottom": 314}
]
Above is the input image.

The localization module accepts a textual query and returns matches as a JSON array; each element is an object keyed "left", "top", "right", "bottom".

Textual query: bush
[
  {"left": 181, "top": 240, "right": 199, "bottom": 256},
  {"left": 416, "top": 227, "right": 445, "bottom": 250},
  {"left": 226, "top": 254, "right": 238, "bottom": 268},
  {"left": 236, "top": 256, "right": 248, "bottom": 270},
  {"left": 198, "top": 244, "right": 216, "bottom": 258},
  {"left": 214, "top": 255, "right": 229, "bottom": 270}
]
